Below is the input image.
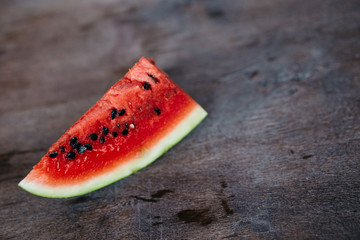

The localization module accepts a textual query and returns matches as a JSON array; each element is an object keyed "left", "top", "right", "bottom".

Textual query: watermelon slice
[{"left": 19, "top": 57, "right": 207, "bottom": 198}]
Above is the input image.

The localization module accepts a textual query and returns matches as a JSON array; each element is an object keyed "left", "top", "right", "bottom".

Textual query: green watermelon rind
[{"left": 18, "top": 105, "right": 207, "bottom": 198}]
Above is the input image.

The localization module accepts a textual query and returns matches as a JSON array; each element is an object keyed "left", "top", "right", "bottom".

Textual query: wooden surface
[{"left": 1, "top": 0, "right": 360, "bottom": 239}]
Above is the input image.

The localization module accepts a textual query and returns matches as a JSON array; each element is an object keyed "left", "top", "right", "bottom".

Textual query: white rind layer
[{"left": 18, "top": 105, "right": 207, "bottom": 198}]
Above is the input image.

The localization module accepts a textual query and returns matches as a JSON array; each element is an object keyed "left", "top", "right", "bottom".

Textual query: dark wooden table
[{"left": 1, "top": 0, "right": 360, "bottom": 239}]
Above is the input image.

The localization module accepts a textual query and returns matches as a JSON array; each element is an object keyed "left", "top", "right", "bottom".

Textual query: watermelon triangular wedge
[{"left": 19, "top": 57, "right": 207, "bottom": 198}]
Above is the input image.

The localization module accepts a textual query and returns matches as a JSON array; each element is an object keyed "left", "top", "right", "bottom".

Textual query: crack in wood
[
  {"left": 177, "top": 208, "right": 214, "bottom": 225},
  {"left": 130, "top": 195, "right": 157, "bottom": 203},
  {"left": 150, "top": 189, "right": 173, "bottom": 198}
]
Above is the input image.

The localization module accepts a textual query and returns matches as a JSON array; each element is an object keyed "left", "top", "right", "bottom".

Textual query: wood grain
[{"left": 1, "top": 0, "right": 360, "bottom": 239}]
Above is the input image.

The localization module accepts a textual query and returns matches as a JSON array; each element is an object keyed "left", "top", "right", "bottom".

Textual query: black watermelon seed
[
  {"left": 124, "top": 122, "right": 129, "bottom": 128},
  {"left": 154, "top": 108, "right": 161, "bottom": 115},
  {"left": 84, "top": 144, "right": 92, "bottom": 150},
  {"left": 111, "top": 108, "right": 117, "bottom": 120},
  {"left": 112, "top": 132, "right": 118, "bottom": 137},
  {"left": 116, "top": 123, "right": 120, "bottom": 128},
  {"left": 122, "top": 128, "right": 129, "bottom": 136},
  {"left": 118, "top": 109, "right": 126, "bottom": 116},
  {"left": 66, "top": 151, "right": 76, "bottom": 159},
  {"left": 148, "top": 74, "right": 158, "bottom": 83},
  {"left": 143, "top": 82, "right": 151, "bottom": 90},
  {"left": 70, "top": 137, "right": 77, "bottom": 147},
  {"left": 60, "top": 146, "right": 65, "bottom": 153},
  {"left": 77, "top": 145, "right": 87, "bottom": 154},
  {"left": 49, "top": 151, "right": 58, "bottom": 158},
  {"left": 90, "top": 133, "right": 98, "bottom": 141},
  {"left": 99, "top": 136, "right": 105, "bottom": 144},
  {"left": 72, "top": 142, "right": 81, "bottom": 149},
  {"left": 103, "top": 127, "right": 109, "bottom": 136}
]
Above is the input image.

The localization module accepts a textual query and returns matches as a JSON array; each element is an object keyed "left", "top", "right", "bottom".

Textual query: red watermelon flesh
[{"left": 19, "top": 57, "right": 207, "bottom": 198}]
